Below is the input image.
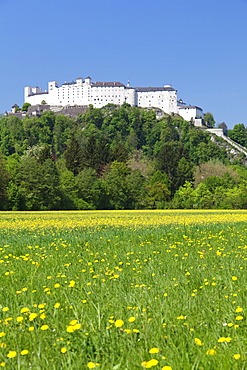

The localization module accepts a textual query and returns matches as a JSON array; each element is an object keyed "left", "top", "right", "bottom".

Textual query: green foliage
[
  {"left": 21, "top": 102, "right": 31, "bottom": 112},
  {"left": 204, "top": 112, "right": 215, "bottom": 128},
  {"left": 228, "top": 123, "right": 247, "bottom": 147},
  {"left": 0, "top": 104, "right": 246, "bottom": 210}
]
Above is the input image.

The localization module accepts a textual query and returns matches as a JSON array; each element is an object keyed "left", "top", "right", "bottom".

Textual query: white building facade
[{"left": 24, "top": 77, "right": 179, "bottom": 115}]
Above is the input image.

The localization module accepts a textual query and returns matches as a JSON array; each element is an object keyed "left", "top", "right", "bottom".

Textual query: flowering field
[{"left": 1, "top": 210, "right": 247, "bottom": 369}]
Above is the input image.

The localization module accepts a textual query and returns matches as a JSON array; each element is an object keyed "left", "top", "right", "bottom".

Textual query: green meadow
[{"left": 0, "top": 210, "right": 247, "bottom": 369}]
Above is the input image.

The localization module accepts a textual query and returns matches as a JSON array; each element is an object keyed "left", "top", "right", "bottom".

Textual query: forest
[{"left": 0, "top": 103, "right": 247, "bottom": 210}]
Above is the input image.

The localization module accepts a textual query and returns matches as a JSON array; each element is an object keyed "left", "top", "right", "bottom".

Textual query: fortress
[{"left": 24, "top": 76, "right": 204, "bottom": 123}]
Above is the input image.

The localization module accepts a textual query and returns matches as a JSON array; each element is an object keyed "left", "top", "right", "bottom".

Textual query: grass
[{"left": 0, "top": 210, "right": 247, "bottom": 369}]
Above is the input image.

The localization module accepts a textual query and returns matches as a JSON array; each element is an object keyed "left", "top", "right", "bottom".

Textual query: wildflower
[
  {"left": 232, "top": 276, "right": 237, "bottom": 281},
  {"left": 40, "top": 325, "right": 49, "bottom": 330},
  {"left": 54, "top": 283, "right": 60, "bottom": 288},
  {"left": 0, "top": 333, "right": 6, "bottom": 338},
  {"left": 218, "top": 337, "right": 231, "bottom": 343},
  {"left": 115, "top": 319, "right": 124, "bottom": 328},
  {"left": 0, "top": 362, "right": 5, "bottom": 367},
  {"left": 142, "top": 359, "right": 159, "bottom": 368},
  {"left": 16, "top": 316, "right": 24, "bottom": 322},
  {"left": 21, "top": 350, "right": 29, "bottom": 355},
  {"left": 29, "top": 313, "right": 38, "bottom": 321},
  {"left": 236, "top": 316, "right": 243, "bottom": 320},
  {"left": 162, "top": 367, "right": 172, "bottom": 370},
  {"left": 87, "top": 362, "right": 99, "bottom": 368},
  {"left": 206, "top": 349, "right": 216, "bottom": 355},
  {"left": 2, "top": 307, "right": 9, "bottom": 312},
  {"left": 61, "top": 347, "right": 67, "bottom": 353},
  {"left": 54, "top": 303, "right": 60, "bottom": 308},
  {"left": 235, "top": 307, "right": 243, "bottom": 313},
  {"left": 128, "top": 317, "right": 136, "bottom": 322},
  {"left": 28, "top": 327, "right": 34, "bottom": 331},
  {"left": 149, "top": 347, "right": 159, "bottom": 353},
  {"left": 20, "top": 307, "right": 30, "bottom": 313},
  {"left": 233, "top": 354, "right": 241, "bottom": 360},
  {"left": 7, "top": 351, "right": 17, "bottom": 358},
  {"left": 177, "top": 315, "right": 186, "bottom": 320},
  {"left": 194, "top": 338, "right": 203, "bottom": 346}
]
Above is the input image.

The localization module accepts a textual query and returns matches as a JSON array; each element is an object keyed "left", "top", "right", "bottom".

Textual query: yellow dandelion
[
  {"left": 54, "top": 303, "right": 60, "bottom": 308},
  {"left": 233, "top": 354, "right": 241, "bottom": 360},
  {"left": 0, "top": 333, "right": 6, "bottom": 338},
  {"left": 128, "top": 317, "right": 136, "bottom": 322},
  {"left": 21, "top": 350, "right": 28, "bottom": 355},
  {"left": 235, "top": 307, "right": 243, "bottom": 313},
  {"left": 29, "top": 313, "right": 38, "bottom": 321},
  {"left": 0, "top": 362, "right": 5, "bottom": 367},
  {"left": 149, "top": 347, "right": 160, "bottom": 354},
  {"left": 20, "top": 307, "right": 30, "bottom": 313},
  {"left": 162, "top": 367, "right": 172, "bottom": 370},
  {"left": 194, "top": 338, "right": 203, "bottom": 346},
  {"left": 236, "top": 316, "right": 243, "bottom": 320},
  {"left": 40, "top": 325, "right": 49, "bottom": 330},
  {"left": 206, "top": 349, "right": 216, "bottom": 355},
  {"left": 232, "top": 276, "right": 237, "bottom": 281},
  {"left": 28, "top": 327, "right": 34, "bottom": 331},
  {"left": 115, "top": 319, "right": 124, "bottom": 328},
  {"left": 61, "top": 347, "right": 67, "bottom": 354},
  {"left": 7, "top": 351, "right": 17, "bottom": 358},
  {"left": 67, "top": 326, "right": 75, "bottom": 333},
  {"left": 87, "top": 362, "right": 97, "bottom": 369}
]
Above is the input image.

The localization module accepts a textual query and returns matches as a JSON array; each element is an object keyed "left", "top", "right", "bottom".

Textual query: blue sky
[{"left": 1, "top": 0, "right": 247, "bottom": 128}]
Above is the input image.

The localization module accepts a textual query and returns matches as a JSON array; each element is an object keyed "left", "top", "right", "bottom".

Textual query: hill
[{"left": 0, "top": 104, "right": 247, "bottom": 210}]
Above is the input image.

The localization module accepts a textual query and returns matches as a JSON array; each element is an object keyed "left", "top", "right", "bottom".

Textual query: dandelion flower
[
  {"left": 7, "top": 351, "right": 17, "bottom": 358},
  {"left": 236, "top": 316, "right": 243, "bottom": 320},
  {"left": 149, "top": 347, "right": 160, "bottom": 354},
  {"left": 162, "top": 367, "right": 172, "bottom": 370},
  {"left": 87, "top": 362, "right": 97, "bottom": 369},
  {"left": 61, "top": 347, "right": 67, "bottom": 354},
  {"left": 2, "top": 308, "right": 9, "bottom": 312},
  {"left": 40, "top": 325, "right": 49, "bottom": 330},
  {"left": 21, "top": 350, "right": 28, "bottom": 355},
  {"left": 233, "top": 354, "right": 241, "bottom": 360},
  {"left": 206, "top": 349, "right": 216, "bottom": 355},
  {"left": 115, "top": 319, "right": 124, "bottom": 328},
  {"left": 235, "top": 307, "right": 243, "bottom": 313},
  {"left": 54, "top": 303, "right": 60, "bottom": 308},
  {"left": 194, "top": 338, "right": 203, "bottom": 346},
  {"left": 128, "top": 317, "right": 136, "bottom": 322},
  {"left": 143, "top": 359, "right": 158, "bottom": 368}
]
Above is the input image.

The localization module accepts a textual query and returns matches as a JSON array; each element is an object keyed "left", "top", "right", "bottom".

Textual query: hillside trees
[{"left": 1, "top": 103, "right": 247, "bottom": 210}]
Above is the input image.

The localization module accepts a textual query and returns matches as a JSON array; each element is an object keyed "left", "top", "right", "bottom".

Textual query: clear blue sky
[{"left": 1, "top": 0, "right": 247, "bottom": 128}]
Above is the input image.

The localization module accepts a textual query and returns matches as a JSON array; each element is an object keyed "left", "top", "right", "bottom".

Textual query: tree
[
  {"left": 21, "top": 103, "right": 31, "bottom": 112},
  {"left": 155, "top": 141, "right": 192, "bottom": 194},
  {"left": 218, "top": 122, "right": 228, "bottom": 135},
  {"left": 64, "top": 137, "right": 84, "bottom": 175},
  {"left": 12, "top": 157, "right": 61, "bottom": 210},
  {"left": 204, "top": 112, "right": 215, "bottom": 128},
  {"left": 228, "top": 123, "right": 247, "bottom": 147},
  {"left": 41, "top": 100, "right": 47, "bottom": 105}
]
